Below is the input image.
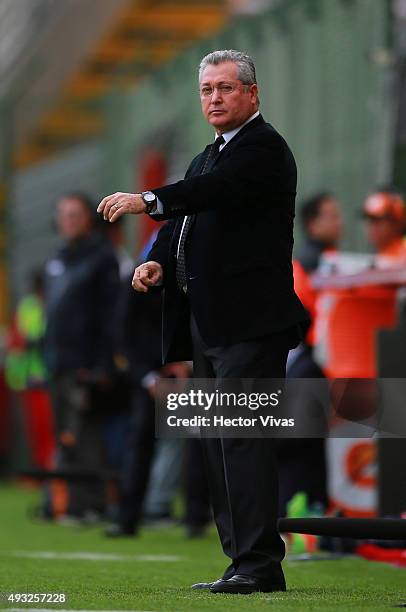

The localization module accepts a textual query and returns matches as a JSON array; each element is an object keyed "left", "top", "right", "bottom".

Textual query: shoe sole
[
  {"left": 210, "top": 585, "right": 286, "bottom": 594},
  {"left": 210, "top": 587, "right": 259, "bottom": 594},
  {"left": 191, "top": 584, "right": 213, "bottom": 590}
]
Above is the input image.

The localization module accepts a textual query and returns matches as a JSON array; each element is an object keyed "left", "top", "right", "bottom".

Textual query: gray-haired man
[{"left": 98, "top": 50, "right": 308, "bottom": 594}]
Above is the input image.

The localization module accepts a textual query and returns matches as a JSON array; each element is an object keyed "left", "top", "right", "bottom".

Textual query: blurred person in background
[
  {"left": 5, "top": 270, "right": 47, "bottom": 394},
  {"left": 142, "top": 436, "right": 184, "bottom": 527},
  {"left": 297, "top": 191, "right": 343, "bottom": 273},
  {"left": 101, "top": 215, "right": 134, "bottom": 280},
  {"left": 5, "top": 269, "right": 54, "bottom": 470},
  {"left": 43, "top": 192, "right": 119, "bottom": 521},
  {"left": 106, "top": 232, "right": 210, "bottom": 538},
  {"left": 98, "top": 215, "right": 134, "bottom": 510},
  {"left": 362, "top": 188, "right": 406, "bottom": 259},
  {"left": 297, "top": 192, "right": 343, "bottom": 274},
  {"left": 278, "top": 193, "right": 343, "bottom": 517},
  {"left": 105, "top": 260, "right": 166, "bottom": 537},
  {"left": 107, "top": 227, "right": 188, "bottom": 530},
  {"left": 291, "top": 192, "right": 343, "bottom": 365}
]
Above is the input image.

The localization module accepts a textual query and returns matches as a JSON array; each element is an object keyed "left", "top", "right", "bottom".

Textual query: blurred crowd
[{"left": 1, "top": 185, "right": 405, "bottom": 535}]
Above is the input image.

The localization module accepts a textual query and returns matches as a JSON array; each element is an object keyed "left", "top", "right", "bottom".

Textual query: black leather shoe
[
  {"left": 191, "top": 578, "right": 223, "bottom": 590},
  {"left": 210, "top": 574, "right": 287, "bottom": 594}
]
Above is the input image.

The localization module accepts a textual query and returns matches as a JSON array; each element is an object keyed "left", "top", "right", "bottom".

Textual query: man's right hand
[{"left": 132, "top": 261, "right": 163, "bottom": 292}]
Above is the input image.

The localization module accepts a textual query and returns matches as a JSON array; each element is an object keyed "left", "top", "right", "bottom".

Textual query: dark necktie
[{"left": 176, "top": 135, "right": 225, "bottom": 291}]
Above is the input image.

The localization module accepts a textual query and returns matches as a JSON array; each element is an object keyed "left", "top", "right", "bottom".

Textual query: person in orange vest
[
  {"left": 362, "top": 188, "right": 406, "bottom": 259},
  {"left": 293, "top": 192, "right": 343, "bottom": 348}
]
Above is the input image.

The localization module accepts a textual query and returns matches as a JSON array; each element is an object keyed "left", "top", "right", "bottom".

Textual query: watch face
[{"left": 143, "top": 192, "right": 155, "bottom": 203}]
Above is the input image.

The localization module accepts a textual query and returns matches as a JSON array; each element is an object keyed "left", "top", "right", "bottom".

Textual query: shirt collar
[{"left": 215, "top": 110, "right": 260, "bottom": 146}]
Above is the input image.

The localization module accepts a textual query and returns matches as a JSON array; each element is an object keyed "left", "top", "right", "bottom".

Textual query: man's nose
[{"left": 211, "top": 87, "right": 223, "bottom": 103}]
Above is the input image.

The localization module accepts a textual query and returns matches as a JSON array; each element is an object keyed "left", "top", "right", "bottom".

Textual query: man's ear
[{"left": 250, "top": 83, "right": 259, "bottom": 105}]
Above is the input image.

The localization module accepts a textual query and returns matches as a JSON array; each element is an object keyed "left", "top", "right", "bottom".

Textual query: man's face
[
  {"left": 56, "top": 197, "right": 93, "bottom": 241},
  {"left": 365, "top": 216, "right": 403, "bottom": 253},
  {"left": 307, "top": 198, "right": 343, "bottom": 245},
  {"left": 199, "top": 61, "right": 259, "bottom": 133}
]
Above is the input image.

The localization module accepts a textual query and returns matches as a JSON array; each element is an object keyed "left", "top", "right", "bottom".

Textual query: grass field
[{"left": 0, "top": 484, "right": 405, "bottom": 611}]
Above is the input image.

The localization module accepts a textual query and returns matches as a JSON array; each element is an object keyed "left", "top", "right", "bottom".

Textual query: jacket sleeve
[
  {"left": 150, "top": 135, "right": 292, "bottom": 219},
  {"left": 145, "top": 218, "right": 177, "bottom": 283},
  {"left": 143, "top": 153, "right": 206, "bottom": 282}
]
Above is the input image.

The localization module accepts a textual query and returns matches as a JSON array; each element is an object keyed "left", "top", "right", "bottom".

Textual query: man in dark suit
[{"left": 98, "top": 49, "right": 308, "bottom": 594}]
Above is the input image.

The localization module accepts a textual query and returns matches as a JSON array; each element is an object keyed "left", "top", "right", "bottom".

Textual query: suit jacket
[{"left": 147, "top": 114, "right": 309, "bottom": 363}]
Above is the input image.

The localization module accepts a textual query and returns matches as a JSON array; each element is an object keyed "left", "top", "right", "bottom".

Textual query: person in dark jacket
[
  {"left": 106, "top": 265, "right": 165, "bottom": 535},
  {"left": 98, "top": 50, "right": 309, "bottom": 594},
  {"left": 44, "top": 192, "right": 119, "bottom": 520},
  {"left": 106, "top": 241, "right": 210, "bottom": 537}
]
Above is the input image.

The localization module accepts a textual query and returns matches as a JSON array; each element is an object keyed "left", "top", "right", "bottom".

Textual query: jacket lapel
[
  {"left": 188, "top": 115, "right": 265, "bottom": 177},
  {"left": 212, "top": 113, "right": 266, "bottom": 166},
  {"left": 173, "top": 115, "right": 266, "bottom": 239},
  {"left": 187, "top": 145, "right": 212, "bottom": 177}
]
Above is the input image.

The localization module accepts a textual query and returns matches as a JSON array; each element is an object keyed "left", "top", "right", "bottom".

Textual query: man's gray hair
[{"left": 199, "top": 50, "right": 257, "bottom": 84}]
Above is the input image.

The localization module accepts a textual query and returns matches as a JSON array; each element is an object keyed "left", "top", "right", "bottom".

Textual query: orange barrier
[
  {"left": 312, "top": 267, "right": 405, "bottom": 518},
  {"left": 314, "top": 285, "right": 397, "bottom": 378}
]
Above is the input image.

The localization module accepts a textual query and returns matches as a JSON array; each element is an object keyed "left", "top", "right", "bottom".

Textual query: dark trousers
[
  {"left": 119, "top": 387, "right": 156, "bottom": 529},
  {"left": 191, "top": 316, "right": 289, "bottom": 585},
  {"left": 120, "top": 386, "right": 210, "bottom": 529},
  {"left": 184, "top": 438, "right": 211, "bottom": 527},
  {"left": 276, "top": 343, "right": 327, "bottom": 516},
  {"left": 49, "top": 372, "right": 106, "bottom": 516}
]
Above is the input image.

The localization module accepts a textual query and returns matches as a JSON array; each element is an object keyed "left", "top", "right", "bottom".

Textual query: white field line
[{"left": 7, "top": 551, "right": 182, "bottom": 562}]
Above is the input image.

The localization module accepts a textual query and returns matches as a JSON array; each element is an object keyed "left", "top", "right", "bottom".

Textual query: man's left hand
[{"left": 97, "top": 192, "right": 146, "bottom": 222}]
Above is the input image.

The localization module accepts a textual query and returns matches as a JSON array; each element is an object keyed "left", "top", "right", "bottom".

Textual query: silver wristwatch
[{"left": 141, "top": 191, "right": 158, "bottom": 214}]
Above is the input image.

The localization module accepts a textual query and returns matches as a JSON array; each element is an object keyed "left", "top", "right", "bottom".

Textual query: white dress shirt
[{"left": 217, "top": 110, "right": 259, "bottom": 151}]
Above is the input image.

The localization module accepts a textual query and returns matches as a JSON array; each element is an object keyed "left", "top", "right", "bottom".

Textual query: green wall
[{"left": 9, "top": 143, "right": 104, "bottom": 299}]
